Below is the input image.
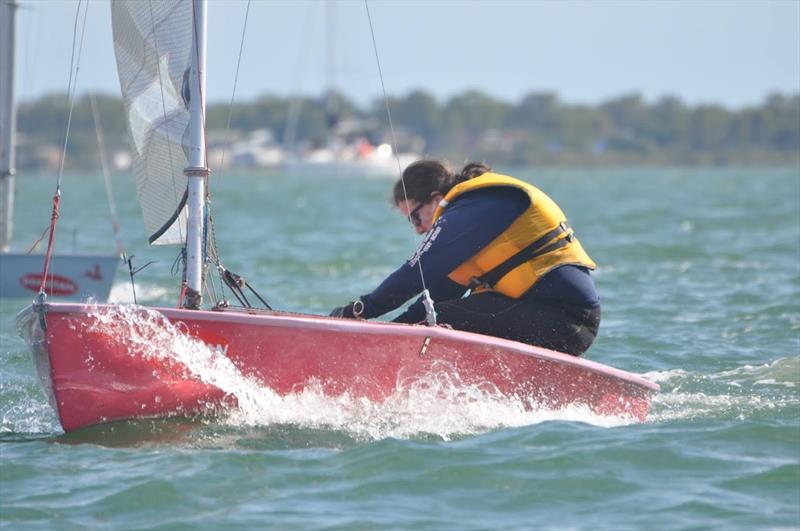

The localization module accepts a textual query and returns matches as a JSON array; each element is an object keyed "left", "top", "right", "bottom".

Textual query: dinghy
[
  {"left": 16, "top": 0, "right": 658, "bottom": 433},
  {"left": 17, "top": 303, "right": 657, "bottom": 432}
]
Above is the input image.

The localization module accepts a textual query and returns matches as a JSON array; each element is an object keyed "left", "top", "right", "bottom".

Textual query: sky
[{"left": 11, "top": 0, "right": 800, "bottom": 109}]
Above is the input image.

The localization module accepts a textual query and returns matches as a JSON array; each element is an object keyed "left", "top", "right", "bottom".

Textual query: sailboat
[
  {"left": 15, "top": 0, "right": 658, "bottom": 433},
  {"left": 0, "top": 0, "right": 119, "bottom": 301},
  {"left": 282, "top": 2, "right": 419, "bottom": 178}
]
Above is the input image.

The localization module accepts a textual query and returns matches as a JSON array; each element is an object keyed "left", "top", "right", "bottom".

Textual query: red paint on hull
[{"left": 17, "top": 303, "right": 659, "bottom": 432}]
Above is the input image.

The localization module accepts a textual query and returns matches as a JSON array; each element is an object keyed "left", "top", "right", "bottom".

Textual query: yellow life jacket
[{"left": 431, "top": 172, "right": 596, "bottom": 298}]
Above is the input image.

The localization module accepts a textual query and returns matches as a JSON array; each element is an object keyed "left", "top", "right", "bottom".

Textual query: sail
[{"left": 111, "top": 0, "right": 192, "bottom": 245}]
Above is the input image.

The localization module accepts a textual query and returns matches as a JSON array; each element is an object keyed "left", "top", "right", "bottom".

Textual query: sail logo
[{"left": 19, "top": 273, "right": 79, "bottom": 296}]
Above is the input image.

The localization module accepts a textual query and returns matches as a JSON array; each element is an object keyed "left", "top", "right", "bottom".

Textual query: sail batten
[{"left": 112, "top": 0, "right": 192, "bottom": 246}]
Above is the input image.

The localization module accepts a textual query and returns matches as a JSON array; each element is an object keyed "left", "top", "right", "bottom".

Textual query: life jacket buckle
[
  {"left": 560, "top": 221, "right": 574, "bottom": 243},
  {"left": 468, "top": 277, "right": 491, "bottom": 290}
]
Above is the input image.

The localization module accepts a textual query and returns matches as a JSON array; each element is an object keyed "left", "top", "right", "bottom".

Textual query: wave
[{"left": 644, "top": 357, "right": 799, "bottom": 422}]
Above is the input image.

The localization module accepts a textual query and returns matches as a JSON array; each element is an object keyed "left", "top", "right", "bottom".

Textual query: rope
[
  {"left": 363, "top": 0, "right": 436, "bottom": 325},
  {"left": 38, "top": 0, "right": 89, "bottom": 299},
  {"left": 172, "top": 247, "right": 188, "bottom": 307},
  {"left": 37, "top": 194, "right": 60, "bottom": 296}
]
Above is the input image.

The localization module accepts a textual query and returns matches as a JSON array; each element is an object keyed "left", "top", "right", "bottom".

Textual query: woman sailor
[{"left": 330, "top": 160, "right": 601, "bottom": 357}]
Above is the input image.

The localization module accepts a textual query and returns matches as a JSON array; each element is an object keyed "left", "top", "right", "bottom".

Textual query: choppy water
[{"left": 1, "top": 167, "right": 798, "bottom": 530}]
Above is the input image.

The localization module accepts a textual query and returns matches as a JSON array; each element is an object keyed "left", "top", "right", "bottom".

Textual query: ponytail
[
  {"left": 393, "top": 160, "right": 493, "bottom": 205},
  {"left": 457, "top": 161, "right": 492, "bottom": 182}
]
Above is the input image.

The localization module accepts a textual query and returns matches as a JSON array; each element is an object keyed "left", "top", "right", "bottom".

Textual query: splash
[
  {"left": 644, "top": 358, "right": 799, "bottom": 422},
  {"left": 80, "top": 304, "right": 635, "bottom": 440},
  {"left": 219, "top": 375, "right": 633, "bottom": 441},
  {"left": 0, "top": 382, "right": 61, "bottom": 436}
]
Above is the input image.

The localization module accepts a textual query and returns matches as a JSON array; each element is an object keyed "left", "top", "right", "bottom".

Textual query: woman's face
[{"left": 397, "top": 193, "right": 442, "bottom": 234}]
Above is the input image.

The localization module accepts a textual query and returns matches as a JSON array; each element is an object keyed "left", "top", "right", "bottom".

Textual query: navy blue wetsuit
[{"left": 358, "top": 187, "right": 601, "bottom": 356}]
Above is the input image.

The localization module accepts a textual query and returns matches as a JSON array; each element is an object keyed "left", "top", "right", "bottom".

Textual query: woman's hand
[{"left": 329, "top": 299, "right": 365, "bottom": 319}]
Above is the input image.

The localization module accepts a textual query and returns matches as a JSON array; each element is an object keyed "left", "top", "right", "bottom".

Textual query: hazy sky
[{"left": 12, "top": 0, "right": 800, "bottom": 108}]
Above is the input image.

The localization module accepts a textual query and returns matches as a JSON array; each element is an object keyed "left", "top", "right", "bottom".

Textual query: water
[{"left": 1, "top": 167, "right": 798, "bottom": 530}]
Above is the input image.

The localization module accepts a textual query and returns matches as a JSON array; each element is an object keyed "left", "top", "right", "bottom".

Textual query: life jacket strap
[{"left": 468, "top": 221, "right": 574, "bottom": 290}]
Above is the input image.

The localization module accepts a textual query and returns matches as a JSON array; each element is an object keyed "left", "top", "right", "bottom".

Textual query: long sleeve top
[{"left": 359, "top": 187, "right": 599, "bottom": 323}]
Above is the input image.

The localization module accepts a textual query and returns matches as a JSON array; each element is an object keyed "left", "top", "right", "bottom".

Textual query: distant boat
[
  {"left": 0, "top": 1, "right": 118, "bottom": 301},
  {"left": 284, "top": 140, "right": 418, "bottom": 179},
  {"left": 281, "top": 2, "right": 419, "bottom": 179}
]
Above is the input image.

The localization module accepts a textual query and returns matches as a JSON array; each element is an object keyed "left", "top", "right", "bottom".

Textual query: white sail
[{"left": 111, "top": 0, "right": 192, "bottom": 245}]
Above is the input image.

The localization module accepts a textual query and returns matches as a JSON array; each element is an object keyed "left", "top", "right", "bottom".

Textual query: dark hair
[{"left": 392, "top": 160, "right": 492, "bottom": 205}]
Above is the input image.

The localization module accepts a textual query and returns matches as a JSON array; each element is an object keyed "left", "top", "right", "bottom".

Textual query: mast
[
  {"left": 324, "top": 1, "right": 340, "bottom": 155},
  {"left": 0, "top": 0, "right": 17, "bottom": 253},
  {"left": 183, "top": 0, "right": 208, "bottom": 309}
]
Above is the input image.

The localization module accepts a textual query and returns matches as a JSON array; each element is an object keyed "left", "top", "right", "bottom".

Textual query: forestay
[{"left": 111, "top": 0, "right": 193, "bottom": 245}]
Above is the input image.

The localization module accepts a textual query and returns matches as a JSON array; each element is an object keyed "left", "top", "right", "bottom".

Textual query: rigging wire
[
  {"left": 37, "top": 0, "right": 89, "bottom": 299},
  {"left": 282, "top": 2, "right": 316, "bottom": 155},
  {"left": 212, "top": 0, "right": 251, "bottom": 184},
  {"left": 25, "top": 225, "right": 49, "bottom": 255},
  {"left": 193, "top": 0, "right": 272, "bottom": 312},
  {"left": 205, "top": 0, "right": 252, "bottom": 307},
  {"left": 89, "top": 92, "right": 126, "bottom": 259},
  {"left": 363, "top": 0, "right": 437, "bottom": 325},
  {"left": 53, "top": 0, "right": 89, "bottom": 192}
]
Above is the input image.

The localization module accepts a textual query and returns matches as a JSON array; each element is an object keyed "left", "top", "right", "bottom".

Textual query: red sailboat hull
[{"left": 17, "top": 302, "right": 659, "bottom": 432}]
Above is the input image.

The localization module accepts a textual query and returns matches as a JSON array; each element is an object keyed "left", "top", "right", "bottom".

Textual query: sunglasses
[{"left": 408, "top": 201, "right": 426, "bottom": 227}]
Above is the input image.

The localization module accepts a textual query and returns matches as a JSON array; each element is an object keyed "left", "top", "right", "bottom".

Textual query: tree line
[{"left": 14, "top": 89, "right": 800, "bottom": 170}]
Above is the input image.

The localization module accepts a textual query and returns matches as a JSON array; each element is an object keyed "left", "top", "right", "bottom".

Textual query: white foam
[
  {"left": 648, "top": 391, "right": 793, "bottom": 422},
  {"left": 0, "top": 384, "right": 61, "bottom": 435},
  {"left": 219, "top": 376, "right": 635, "bottom": 441},
  {"left": 644, "top": 358, "right": 800, "bottom": 422},
  {"left": 641, "top": 368, "right": 690, "bottom": 383}
]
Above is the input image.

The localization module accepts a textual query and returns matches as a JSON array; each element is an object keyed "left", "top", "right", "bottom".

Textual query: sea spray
[
  {"left": 645, "top": 358, "right": 799, "bottom": 422},
  {"left": 0, "top": 381, "right": 60, "bottom": 435}
]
